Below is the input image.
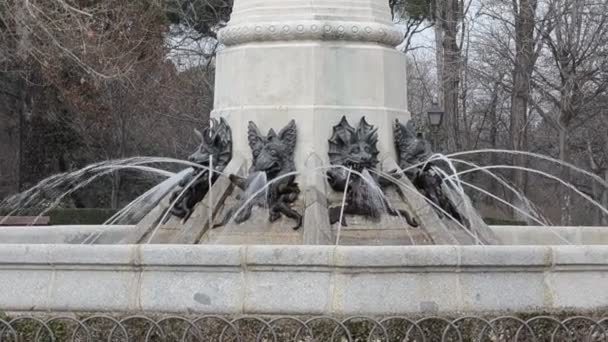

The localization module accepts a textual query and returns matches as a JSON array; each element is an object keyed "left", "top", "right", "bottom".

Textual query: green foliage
[
  {"left": 48, "top": 208, "right": 118, "bottom": 225},
  {"left": 484, "top": 217, "right": 528, "bottom": 226}
]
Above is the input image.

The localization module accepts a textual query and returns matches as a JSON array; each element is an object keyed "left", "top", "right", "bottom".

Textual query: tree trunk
[
  {"left": 509, "top": 0, "right": 537, "bottom": 215},
  {"left": 510, "top": 0, "right": 537, "bottom": 219},
  {"left": 435, "top": 22, "right": 444, "bottom": 104},
  {"left": 487, "top": 81, "right": 500, "bottom": 204},
  {"left": 437, "top": 0, "right": 461, "bottom": 152},
  {"left": 17, "top": 81, "right": 25, "bottom": 192},
  {"left": 558, "top": 127, "right": 571, "bottom": 225},
  {"left": 603, "top": 169, "right": 608, "bottom": 225},
  {"left": 591, "top": 175, "right": 601, "bottom": 225}
]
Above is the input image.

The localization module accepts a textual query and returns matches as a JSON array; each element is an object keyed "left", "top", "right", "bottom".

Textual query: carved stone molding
[{"left": 219, "top": 20, "right": 404, "bottom": 47}]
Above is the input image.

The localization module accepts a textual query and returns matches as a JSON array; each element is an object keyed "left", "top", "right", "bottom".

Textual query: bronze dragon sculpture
[
  {"left": 215, "top": 120, "right": 302, "bottom": 230},
  {"left": 326, "top": 116, "right": 418, "bottom": 227}
]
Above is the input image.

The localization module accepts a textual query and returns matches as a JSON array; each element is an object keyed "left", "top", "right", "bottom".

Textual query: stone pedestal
[{"left": 213, "top": 0, "right": 409, "bottom": 170}]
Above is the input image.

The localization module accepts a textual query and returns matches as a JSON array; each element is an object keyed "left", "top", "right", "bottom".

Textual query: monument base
[{"left": 213, "top": 41, "right": 409, "bottom": 170}]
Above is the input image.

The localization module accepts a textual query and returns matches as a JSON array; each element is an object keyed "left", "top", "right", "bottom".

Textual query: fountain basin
[
  {"left": 0, "top": 243, "right": 606, "bottom": 315},
  {"left": 1, "top": 225, "right": 607, "bottom": 245}
]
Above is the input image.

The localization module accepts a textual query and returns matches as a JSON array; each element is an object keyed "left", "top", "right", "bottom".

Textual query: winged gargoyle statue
[
  {"left": 215, "top": 120, "right": 302, "bottom": 230},
  {"left": 166, "top": 118, "right": 232, "bottom": 223},
  {"left": 394, "top": 119, "right": 462, "bottom": 222},
  {"left": 326, "top": 116, "right": 418, "bottom": 227}
]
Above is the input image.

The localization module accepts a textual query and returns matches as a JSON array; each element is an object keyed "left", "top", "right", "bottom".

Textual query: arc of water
[
  {"left": 1, "top": 155, "right": 230, "bottom": 226},
  {"left": 447, "top": 158, "right": 551, "bottom": 225},
  {"left": 209, "top": 156, "right": 214, "bottom": 227},
  {"left": 222, "top": 166, "right": 419, "bottom": 245},
  {"left": 0, "top": 154, "right": 240, "bottom": 218},
  {"left": 104, "top": 156, "right": 234, "bottom": 226},
  {"left": 208, "top": 119, "right": 215, "bottom": 227},
  {"left": 335, "top": 168, "right": 352, "bottom": 246},
  {"left": 367, "top": 168, "right": 483, "bottom": 245},
  {"left": 429, "top": 166, "right": 481, "bottom": 244},
  {"left": 457, "top": 180, "right": 572, "bottom": 245},
  {"left": 361, "top": 169, "right": 416, "bottom": 246},
  {"left": 223, "top": 165, "right": 483, "bottom": 245},
  {"left": 146, "top": 170, "right": 208, "bottom": 243},
  {"left": 104, "top": 184, "right": 166, "bottom": 225},
  {"left": 26, "top": 165, "right": 177, "bottom": 226},
  {"left": 104, "top": 169, "right": 193, "bottom": 225},
  {"left": 422, "top": 153, "right": 464, "bottom": 194},
  {"left": 0, "top": 157, "right": 198, "bottom": 224},
  {"left": 446, "top": 149, "right": 608, "bottom": 190},
  {"left": 0, "top": 158, "right": 119, "bottom": 221},
  {"left": 446, "top": 165, "right": 608, "bottom": 218}
]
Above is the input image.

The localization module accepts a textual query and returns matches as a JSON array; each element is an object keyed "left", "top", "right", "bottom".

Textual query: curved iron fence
[{"left": 0, "top": 314, "right": 607, "bottom": 341}]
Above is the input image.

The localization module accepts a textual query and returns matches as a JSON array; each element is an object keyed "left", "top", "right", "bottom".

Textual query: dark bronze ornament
[
  {"left": 216, "top": 120, "right": 302, "bottom": 230},
  {"left": 327, "top": 116, "right": 418, "bottom": 227},
  {"left": 394, "top": 119, "right": 462, "bottom": 222},
  {"left": 166, "top": 118, "right": 232, "bottom": 222}
]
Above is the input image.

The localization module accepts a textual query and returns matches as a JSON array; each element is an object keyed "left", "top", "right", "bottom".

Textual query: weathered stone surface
[
  {"left": 303, "top": 153, "right": 332, "bottom": 245},
  {"left": 491, "top": 225, "right": 608, "bottom": 245},
  {"left": 545, "top": 271, "right": 608, "bottom": 308},
  {"left": 2, "top": 224, "right": 607, "bottom": 246},
  {"left": 214, "top": 0, "right": 410, "bottom": 171},
  {"left": 458, "top": 245, "right": 550, "bottom": 267},
  {"left": 0, "top": 270, "right": 52, "bottom": 311},
  {"left": 203, "top": 188, "right": 305, "bottom": 245},
  {"left": 0, "top": 225, "right": 133, "bottom": 244},
  {"left": 140, "top": 271, "right": 243, "bottom": 313},
  {"left": 244, "top": 271, "right": 332, "bottom": 314},
  {"left": 334, "top": 245, "right": 459, "bottom": 268},
  {"left": 247, "top": 245, "right": 333, "bottom": 267},
  {"left": 49, "top": 271, "right": 139, "bottom": 312},
  {"left": 458, "top": 272, "right": 546, "bottom": 312},
  {"left": 139, "top": 244, "right": 243, "bottom": 266},
  {"left": 0, "top": 245, "right": 607, "bottom": 314},
  {"left": 303, "top": 202, "right": 333, "bottom": 244},
  {"left": 332, "top": 272, "right": 461, "bottom": 314}
]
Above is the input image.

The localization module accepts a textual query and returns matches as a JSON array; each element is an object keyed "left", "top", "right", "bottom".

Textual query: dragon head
[
  {"left": 394, "top": 119, "right": 432, "bottom": 168},
  {"left": 248, "top": 120, "right": 297, "bottom": 178},
  {"left": 188, "top": 118, "right": 232, "bottom": 168},
  {"left": 328, "top": 116, "right": 380, "bottom": 171}
]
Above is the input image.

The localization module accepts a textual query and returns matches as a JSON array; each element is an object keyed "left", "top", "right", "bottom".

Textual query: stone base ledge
[{"left": 0, "top": 244, "right": 607, "bottom": 315}]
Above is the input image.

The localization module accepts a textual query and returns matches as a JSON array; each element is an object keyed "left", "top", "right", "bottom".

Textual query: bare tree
[{"left": 532, "top": 0, "right": 608, "bottom": 223}]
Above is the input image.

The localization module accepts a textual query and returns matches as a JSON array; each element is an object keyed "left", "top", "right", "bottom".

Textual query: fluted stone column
[{"left": 213, "top": 0, "right": 409, "bottom": 170}]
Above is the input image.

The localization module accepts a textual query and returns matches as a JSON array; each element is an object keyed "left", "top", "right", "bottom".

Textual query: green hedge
[
  {"left": 483, "top": 217, "right": 527, "bottom": 226},
  {"left": 48, "top": 208, "right": 118, "bottom": 225}
]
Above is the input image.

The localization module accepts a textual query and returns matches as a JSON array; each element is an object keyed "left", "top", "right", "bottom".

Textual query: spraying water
[
  {"left": 104, "top": 169, "right": 193, "bottom": 225},
  {"left": 335, "top": 167, "right": 352, "bottom": 246}
]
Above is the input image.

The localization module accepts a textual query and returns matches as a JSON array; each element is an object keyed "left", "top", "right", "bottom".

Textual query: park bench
[{"left": 0, "top": 216, "right": 50, "bottom": 226}]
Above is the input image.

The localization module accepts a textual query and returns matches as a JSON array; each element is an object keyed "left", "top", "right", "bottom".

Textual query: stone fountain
[
  {"left": 0, "top": 0, "right": 607, "bottom": 317},
  {"left": 117, "top": 0, "right": 499, "bottom": 246}
]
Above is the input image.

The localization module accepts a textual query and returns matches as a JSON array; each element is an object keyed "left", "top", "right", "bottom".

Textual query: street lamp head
[{"left": 427, "top": 102, "right": 444, "bottom": 127}]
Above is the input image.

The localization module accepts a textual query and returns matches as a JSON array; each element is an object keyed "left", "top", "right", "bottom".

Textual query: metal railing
[{"left": 0, "top": 314, "right": 606, "bottom": 341}]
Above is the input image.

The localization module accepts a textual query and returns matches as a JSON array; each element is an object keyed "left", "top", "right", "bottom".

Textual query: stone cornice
[{"left": 219, "top": 20, "right": 404, "bottom": 47}]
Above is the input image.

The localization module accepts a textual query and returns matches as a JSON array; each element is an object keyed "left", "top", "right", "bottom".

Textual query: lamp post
[{"left": 427, "top": 101, "right": 444, "bottom": 151}]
